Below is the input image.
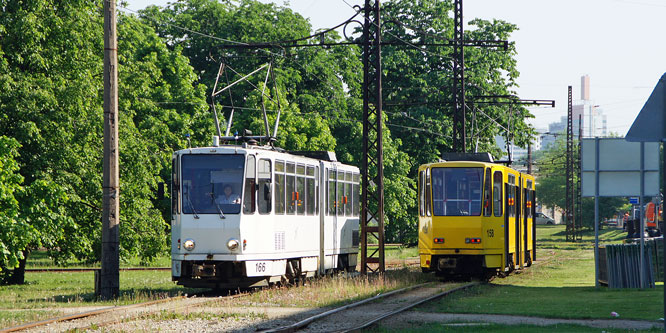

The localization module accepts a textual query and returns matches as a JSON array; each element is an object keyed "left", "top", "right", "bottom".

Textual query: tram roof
[{"left": 174, "top": 145, "right": 357, "bottom": 169}]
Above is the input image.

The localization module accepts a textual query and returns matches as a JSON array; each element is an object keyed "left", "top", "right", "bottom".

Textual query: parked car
[{"left": 535, "top": 212, "right": 555, "bottom": 225}]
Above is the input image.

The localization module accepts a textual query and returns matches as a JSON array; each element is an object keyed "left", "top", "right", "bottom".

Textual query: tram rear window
[
  {"left": 181, "top": 154, "right": 245, "bottom": 215},
  {"left": 432, "top": 167, "right": 483, "bottom": 216}
]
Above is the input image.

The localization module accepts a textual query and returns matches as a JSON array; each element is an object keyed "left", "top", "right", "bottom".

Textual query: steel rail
[
  {"left": 25, "top": 267, "right": 170, "bottom": 272},
  {"left": 261, "top": 282, "right": 433, "bottom": 333},
  {"left": 342, "top": 282, "right": 479, "bottom": 332},
  {"left": 1, "top": 295, "right": 187, "bottom": 333},
  {"left": 77, "top": 292, "right": 248, "bottom": 331}
]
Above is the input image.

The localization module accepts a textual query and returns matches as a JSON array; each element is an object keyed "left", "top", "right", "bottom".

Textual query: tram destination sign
[{"left": 581, "top": 138, "right": 659, "bottom": 197}]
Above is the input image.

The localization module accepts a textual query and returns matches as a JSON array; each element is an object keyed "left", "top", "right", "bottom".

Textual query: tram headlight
[
  {"left": 227, "top": 239, "right": 240, "bottom": 251},
  {"left": 183, "top": 239, "right": 195, "bottom": 251}
]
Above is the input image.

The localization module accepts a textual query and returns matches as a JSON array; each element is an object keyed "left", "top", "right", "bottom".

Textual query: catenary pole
[
  {"left": 594, "top": 137, "right": 599, "bottom": 288},
  {"left": 101, "top": 0, "right": 120, "bottom": 300}
]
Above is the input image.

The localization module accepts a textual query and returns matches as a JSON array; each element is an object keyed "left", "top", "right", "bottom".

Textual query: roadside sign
[
  {"left": 629, "top": 197, "right": 639, "bottom": 204},
  {"left": 581, "top": 138, "right": 659, "bottom": 197}
]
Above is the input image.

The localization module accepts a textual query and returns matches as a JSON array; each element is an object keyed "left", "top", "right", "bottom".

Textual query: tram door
[
  {"left": 504, "top": 174, "right": 519, "bottom": 270},
  {"left": 515, "top": 177, "right": 522, "bottom": 269},
  {"left": 504, "top": 182, "right": 510, "bottom": 270},
  {"left": 325, "top": 167, "right": 339, "bottom": 268}
]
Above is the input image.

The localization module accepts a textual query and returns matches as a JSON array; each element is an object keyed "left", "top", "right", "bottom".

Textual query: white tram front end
[{"left": 171, "top": 144, "right": 360, "bottom": 288}]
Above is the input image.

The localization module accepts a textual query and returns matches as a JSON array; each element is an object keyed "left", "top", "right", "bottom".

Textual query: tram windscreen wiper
[
  {"left": 209, "top": 193, "right": 226, "bottom": 219},
  {"left": 185, "top": 192, "right": 199, "bottom": 219}
]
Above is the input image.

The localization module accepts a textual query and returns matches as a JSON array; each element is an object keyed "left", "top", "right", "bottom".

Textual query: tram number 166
[
  {"left": 487, "top": 229, "right": 495, "bottom": 238},
  {"left": 255, "top": 262, "right": 266, "bottom": 272}
]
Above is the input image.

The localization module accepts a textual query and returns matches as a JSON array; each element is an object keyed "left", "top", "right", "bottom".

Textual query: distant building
[
  {"left": 539, "top": 75, "right": 608, "bottom": 150},
  {"left": 573, "top": 75, "right": 608, "bottom": 137}
]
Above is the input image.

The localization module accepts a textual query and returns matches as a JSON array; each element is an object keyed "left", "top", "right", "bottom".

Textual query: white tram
[{"left": 170, "top": 142, "right": 360, "bottom": 288}]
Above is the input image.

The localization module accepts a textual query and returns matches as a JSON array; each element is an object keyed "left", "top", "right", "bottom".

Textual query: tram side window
[
  {"left": 483, "top": 168, "right": 492, "bottom": 217},
  {"left": 172, "top": 156, "right": 179, "bottom": 215},
  {"left": 418, "top": 171, "right": 424, "bottom": 216},
  {"left": 244, "top": 155, "right": 256, "bottom": 214},
  {"left": 328, "top": 170, "right": 336, "bottom": 215},
  {"left": 507, "top": 174, "right": 516, "bottom": 217},
  {"left": 275, "top": 161, "right": 285, "bottom": 214},
  {"left": 425, "top": 168, "right": 431, "bottom": 216},
  {"left": 306, "top": 166, "right": 315, "bottom": 215},
  {"left": 258, "top": 159, "right": 272, "bottom": 214},
  {"left": 493, "top": 171, "right": 503, "bottom": 217},
  {"left": 286, "top": 162, "right": 296, "bottom": 215},
  {"left": 297, "top": 165, "right": 305, "bottom": 215},
  {"left": 345, "top": 172, "right": 352, "bottom": 216},
  {"left": 353, "top": 173, "right": 360, "bottom": 217},
  {"left": 525, "top": 180, "right": 533, "bottom": 218},
  {"left": 337, "top": 172, "right": 345, "bottom": 216}
]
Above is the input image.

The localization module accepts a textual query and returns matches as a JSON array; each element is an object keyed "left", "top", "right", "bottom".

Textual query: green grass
[
  {"left": 417, "top": 225, "right": 664, "bottom": 321},
  {"left": 368, "top": 322, "right": 662, "bottom": 333},
  {"left": 383, "top": 245, "right": 419, "bottom": 260},
  {"left": 537, "top": 225, "right": 627, "bottom": 250},
  {"left": 5, "top": 224, "right": 662, "bottom": 330},
  {"left": 0, "top": 270, "right": 201, "bottom": 328}
]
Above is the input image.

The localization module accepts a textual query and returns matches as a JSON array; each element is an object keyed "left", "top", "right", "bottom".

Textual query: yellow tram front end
[{"left": 418, "top": 157, "right": 535, "bottom": 277}]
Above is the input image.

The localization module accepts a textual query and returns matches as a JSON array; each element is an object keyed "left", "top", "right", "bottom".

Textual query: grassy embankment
[
  {"left": 0, "top": 244, "right": 428, "bottom": 328},
  {"left": 2, "top": 226, "right": 662, "bottom": 331},
  {"left": 372, "top": 225, "right": 663, "bottom": 332}
]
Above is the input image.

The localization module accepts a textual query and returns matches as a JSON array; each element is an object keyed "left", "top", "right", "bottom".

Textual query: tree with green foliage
[
  {"left": 143, "top": 0, "right": 419, "bottom": 243},
  {"left": 0, "top": 137, "right": 32, "bottom": 283},
  {"left": 0, "top": 0, "right": 209, "bottom": 283},
  {"left": 380, "top": 0, "right": 533, "bottom": 170}
]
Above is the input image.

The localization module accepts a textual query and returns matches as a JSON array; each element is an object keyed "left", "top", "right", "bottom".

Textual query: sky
[{"left": 126, "top": 0, "right": 666, "bottom": 136}]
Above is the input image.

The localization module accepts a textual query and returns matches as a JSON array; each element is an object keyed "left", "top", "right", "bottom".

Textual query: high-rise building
[
  {"left": 539, "top": 75, "right": 608, "bottom": 151},
  {"left": 573, "top": 75, "right": 608, "bottom": 138}
]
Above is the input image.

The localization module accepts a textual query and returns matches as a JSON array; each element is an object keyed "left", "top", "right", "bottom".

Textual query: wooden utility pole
[{"left": 101, "top": 0, "right": 119, "bottom": 300}]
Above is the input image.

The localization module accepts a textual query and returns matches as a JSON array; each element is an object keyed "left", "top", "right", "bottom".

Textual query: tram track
[
  {"left": 24, "top": 267, "right": 170, "bottom": 273},
  {"left": 260, "top": 281, "right": 479, "bottom": 333},
  {"left": 1, "top": 291, "right": 243, "bottom": 333}
]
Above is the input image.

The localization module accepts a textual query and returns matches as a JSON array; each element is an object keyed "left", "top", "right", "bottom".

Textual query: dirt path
[{"left": 382, "top": 311, "right": 663, "bottom": 330}]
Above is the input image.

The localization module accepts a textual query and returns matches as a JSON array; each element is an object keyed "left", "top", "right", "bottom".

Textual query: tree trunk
[{"left": 7, "top": 251, "right": 28, "bottom": 285}]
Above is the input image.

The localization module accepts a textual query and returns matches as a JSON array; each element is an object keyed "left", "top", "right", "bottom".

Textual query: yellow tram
[{"left": 418, "top": 153, "right": 536, "bottom": 277}]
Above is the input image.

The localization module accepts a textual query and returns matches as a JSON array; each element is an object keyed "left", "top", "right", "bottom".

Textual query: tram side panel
[{"left": 322, "top": 164, "right": 360, "bottom": 271}]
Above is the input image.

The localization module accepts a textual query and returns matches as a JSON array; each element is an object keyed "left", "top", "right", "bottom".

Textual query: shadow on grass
[{"left": 26, "top": 287, "right": 208, "bottom": 304}]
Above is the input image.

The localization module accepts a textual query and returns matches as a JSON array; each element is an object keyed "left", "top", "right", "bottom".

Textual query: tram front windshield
[
  {"left": 181, "top": 154, "right": 245, "bottom": 215},
  {"left": 432, "top": 167, "right": 483, "bottom": 216}
]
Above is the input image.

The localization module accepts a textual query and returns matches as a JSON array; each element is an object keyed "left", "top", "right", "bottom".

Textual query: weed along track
[
  {"left": 3, "top": 292, "right": 244, "bottom": 332},
  {"left": 260, "top": 281, "right": 478, "bottom": 332}
]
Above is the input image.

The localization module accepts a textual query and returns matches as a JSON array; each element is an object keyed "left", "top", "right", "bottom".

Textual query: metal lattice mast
[
  {"left": 565, "top": 86, "right": 575, "bottom": 242},
  {"left": 452, "top": 0, "right": 466, "bottom": 152},
  {"left": 361, "top": 0, "right": 385, "bottom": 274},
  {"left": 576, "top": 114, "right": 583, "bottom": 240}
]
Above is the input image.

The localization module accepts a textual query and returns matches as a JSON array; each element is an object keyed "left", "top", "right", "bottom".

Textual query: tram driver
[{"left": 216, "top": 184, "right": 241, "bottom": 205}]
